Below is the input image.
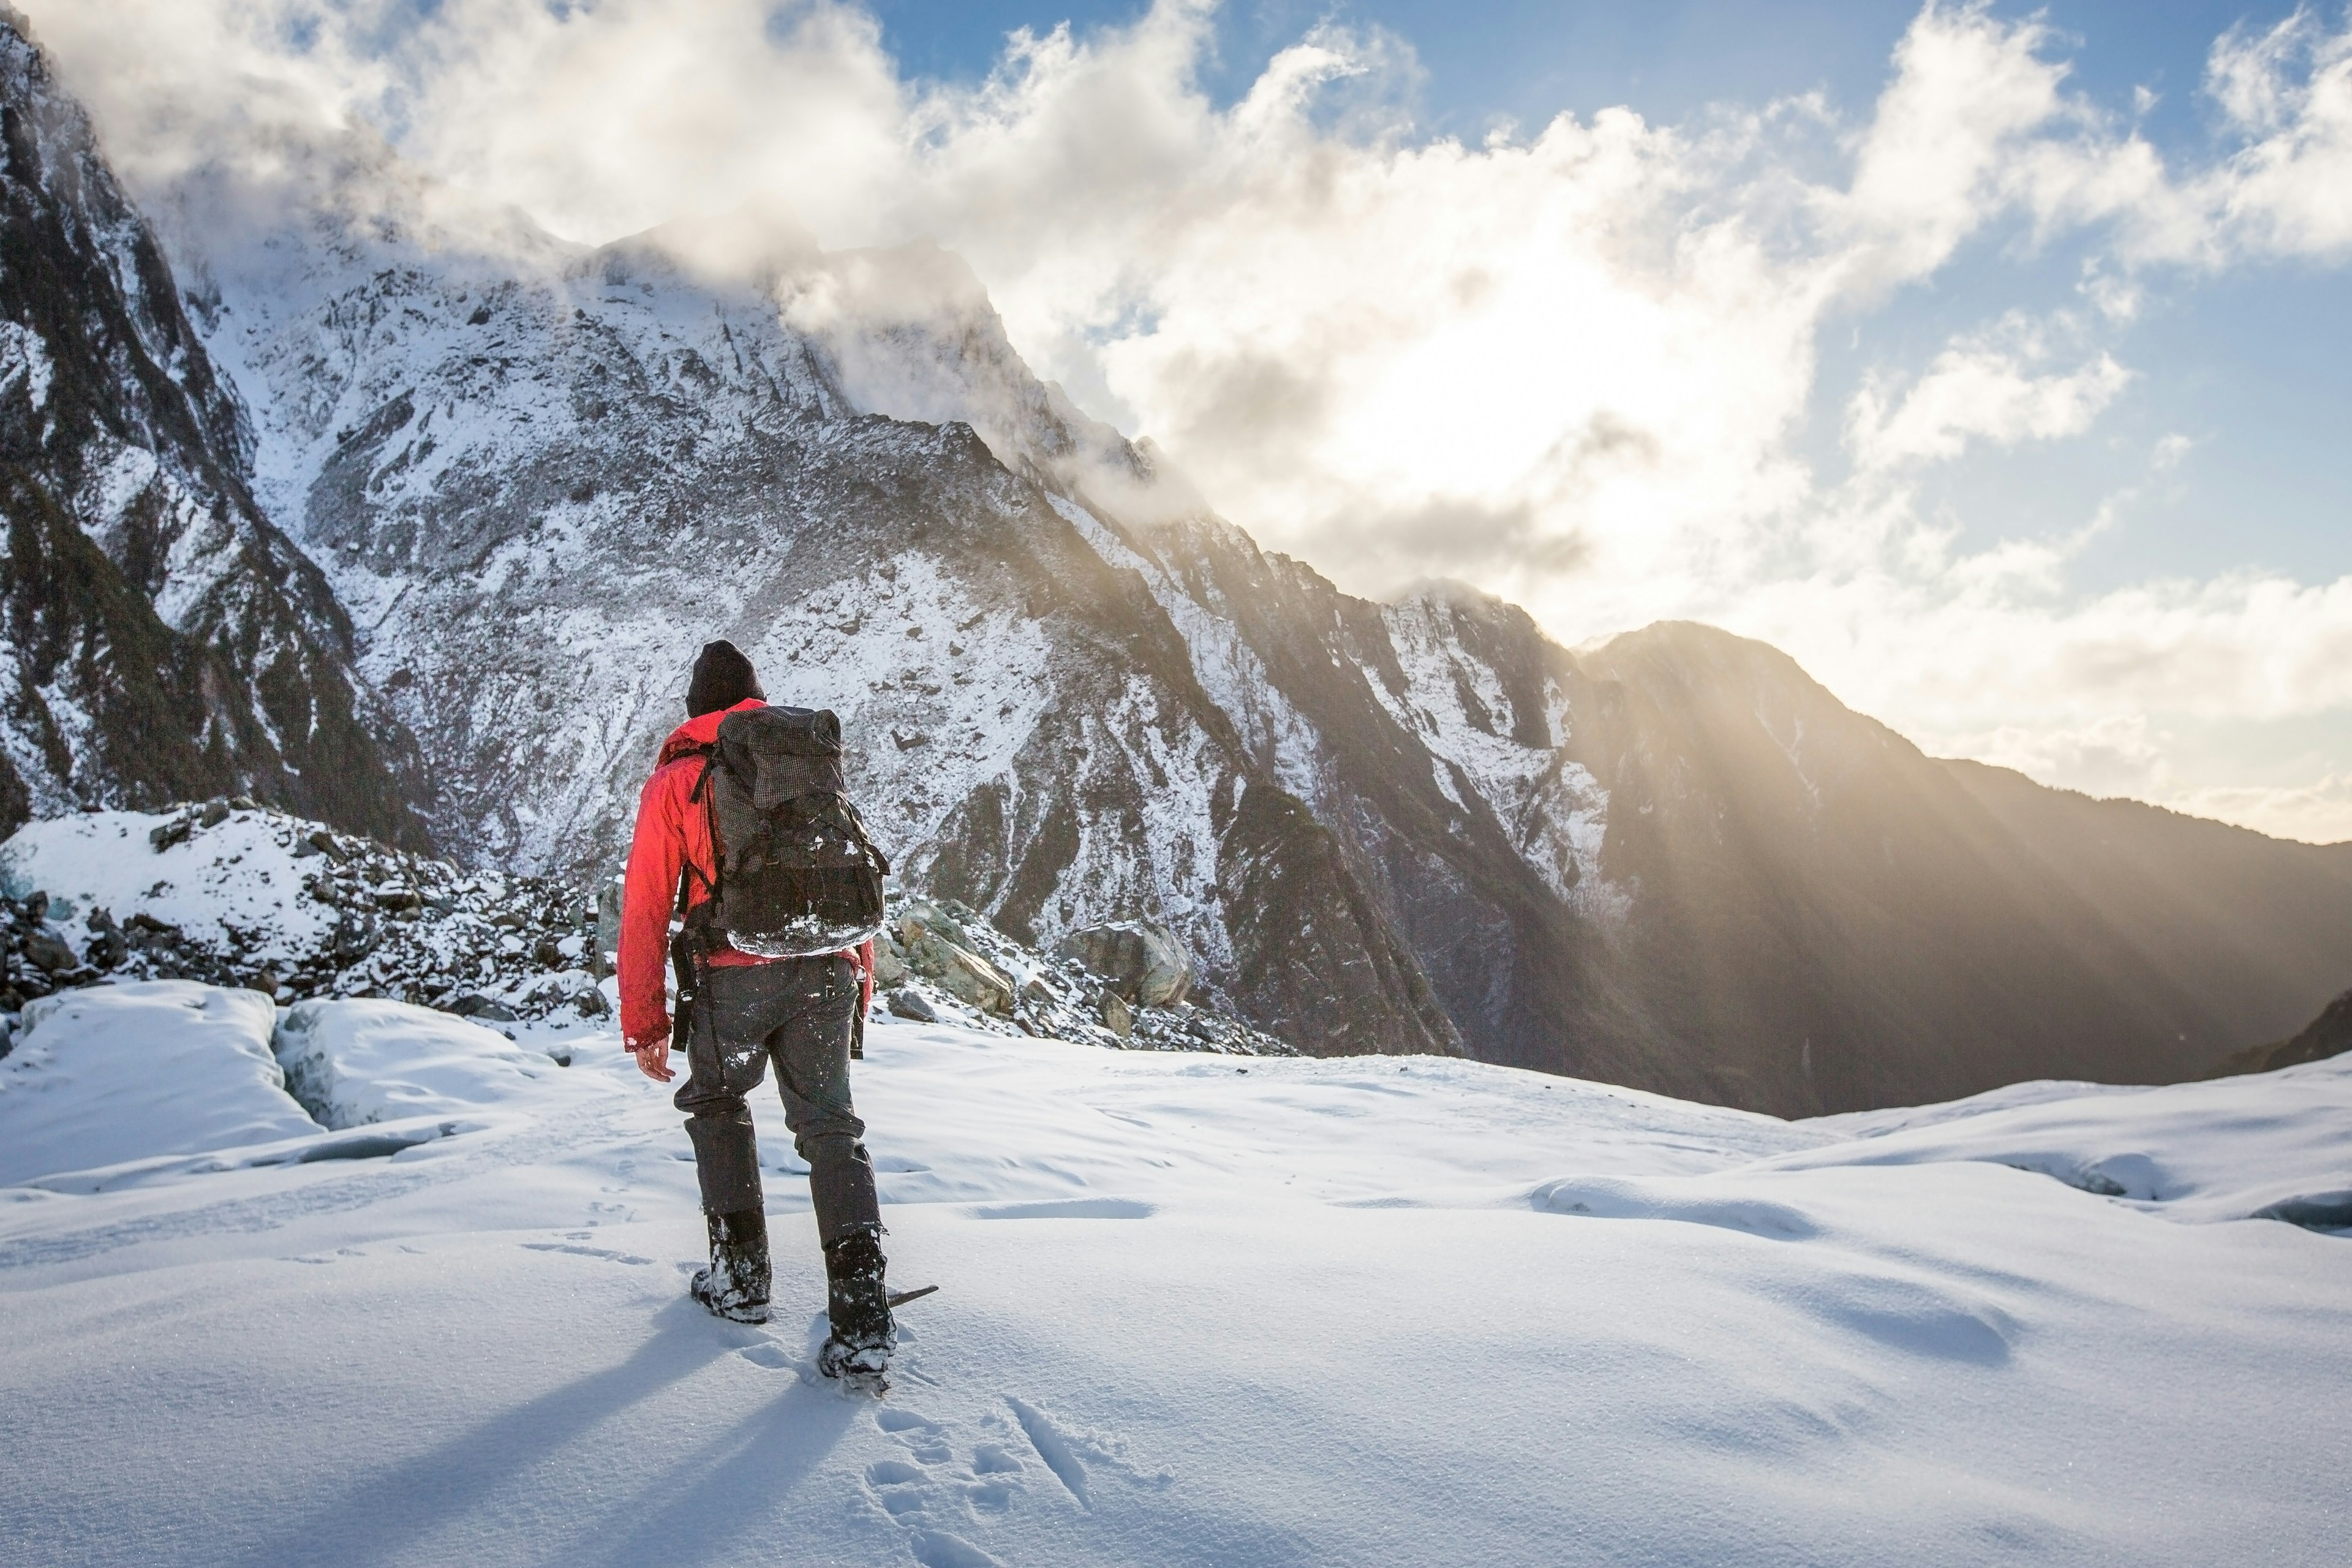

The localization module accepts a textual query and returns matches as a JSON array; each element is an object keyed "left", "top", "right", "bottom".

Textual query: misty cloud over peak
[{"left": 24, "top": 0, "right": 2352, "bottom": 840}]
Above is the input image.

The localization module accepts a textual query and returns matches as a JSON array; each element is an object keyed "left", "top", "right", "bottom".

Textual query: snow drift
[
  {"left": 0, "top": 981, "right": 312, "bottom": 1186},
  {"left": 273, "top": 999, "right": 614, "bottom": 1129}
]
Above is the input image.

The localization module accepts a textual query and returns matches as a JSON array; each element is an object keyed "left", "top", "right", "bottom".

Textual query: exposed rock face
[
  {"left": 0, "top": 12, "right": 421, "bottom": 843},
  {"left": 875, "top": 894, "right": 1289, "bottom": 1057},
  {"left": 1058, "top": 920, "right": 1191, "bottom": 1008},
  {"left": 895, "top": 900, "right": 1015, "bottom": 1016}
]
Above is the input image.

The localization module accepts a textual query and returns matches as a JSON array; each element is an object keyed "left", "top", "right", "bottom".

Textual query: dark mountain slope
[
  {"left": 2203, "top": 987, "right": 2352, "bottom": 1079},
  {"left": 0, "top": 10, "right": 420, "bottom": 842},
  {"left": 1572, "top": 623, "right": 2261, "bottom": 1111},
  {"left": 1945, "top": 760, "right": 2352, "bottom": 1049}
]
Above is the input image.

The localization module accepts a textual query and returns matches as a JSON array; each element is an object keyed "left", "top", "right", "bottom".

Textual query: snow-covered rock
[
  {"left": 880, "top": 895, "right": 1287, "bottom": 1056},
  {"left": 0, "top": 979, "right": 312, "bottom": 1185},
  {"left": 0, "top": 802, "right": 1289, "bottom": 1056},
  {"left": 0, "top": 804, "right": 600, "bottom": 1018}
]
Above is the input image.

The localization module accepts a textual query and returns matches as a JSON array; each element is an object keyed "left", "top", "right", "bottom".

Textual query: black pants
[{"left": 673, "top": 955, "right": 881, "bottom": 1245}]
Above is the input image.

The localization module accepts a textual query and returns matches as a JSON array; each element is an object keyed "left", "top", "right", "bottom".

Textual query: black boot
[
  {"left": 816, "top": 1228, "right": 894, "bottom": 1381},
  {"left": 689, "top": 1207, "right": 771, "bottom": 1323}
]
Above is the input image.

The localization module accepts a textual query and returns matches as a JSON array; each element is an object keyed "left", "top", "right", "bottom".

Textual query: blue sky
[{"left": 879, "top": 2, "right": 2260, "bottom": 137}]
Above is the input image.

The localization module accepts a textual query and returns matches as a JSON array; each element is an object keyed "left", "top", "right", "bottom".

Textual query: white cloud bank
[{"left": 23, "top": 0, "right": 2352, "bottom": 841}]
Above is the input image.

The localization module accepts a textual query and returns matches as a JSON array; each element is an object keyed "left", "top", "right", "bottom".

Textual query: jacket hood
[{"left": 656, "top": 697, "right": 765, "bottom": 767}]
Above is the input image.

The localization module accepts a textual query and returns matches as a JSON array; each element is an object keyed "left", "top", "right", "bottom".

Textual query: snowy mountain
[
  {"left": 153, "top": 139, "right": 1465, "bottom": 1061},
  {"left": 0, "top": 10, "right": 420, "bottom": 844},
  {"left": 5, "top": 12, "right": 2351, "bottom": 1109},
  {"left": 1, "top": 982, "right": 2346, "bottom": 1565}
]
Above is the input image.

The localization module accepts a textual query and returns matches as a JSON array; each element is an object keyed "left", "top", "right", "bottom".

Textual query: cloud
[
  {"left": 1828, "top": 0, "right": 2078, "bottom": 291},
  {"left": 1962, "top": 713, "right": 2172, "bottom": 797},
  {"left": 1846, "top": 334, "right": 2132, "bottom": 471},
  {"left": 2198, "top": 6, "right": 2352, "bottom": 260},
  {"left": 22, "top": 0, "right": 2352, "bottom": 840},
  {"left": 2166, "top": 774, "right": 2352, "bottom": 845}
]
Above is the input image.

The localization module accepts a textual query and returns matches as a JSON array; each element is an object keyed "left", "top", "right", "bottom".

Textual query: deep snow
[{"left": 1, "top": 985, "right": 2346, "bottom": 1566}]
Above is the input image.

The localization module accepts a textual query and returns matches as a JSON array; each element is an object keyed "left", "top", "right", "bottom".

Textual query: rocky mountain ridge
[
  {"left": 6, "top": 13, "right": 2350, "bottom": 1112},
  {"left": 0, "top": 9, "right": 420, "bottom": 843}
]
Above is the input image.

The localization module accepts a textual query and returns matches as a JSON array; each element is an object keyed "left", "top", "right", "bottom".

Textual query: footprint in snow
[
  {"left": 731, "top": 1311, "right": 925, "bottom": 1382},
  {"left": 853, "top": 1404, "right": 1032, "bottom": 1562},
  {"left": 1005, "top": 1397, "right": 1090, "bottom": 1507},
  {"left": 1529, "top": 1176, "right": 1816, "bottom": 1239},
  {"left": 521, "top": 1241, "right": 655, "bottom": 1266},
  {"left": 906, "top": 1532, "right": 1005, "bottom": 1568}
]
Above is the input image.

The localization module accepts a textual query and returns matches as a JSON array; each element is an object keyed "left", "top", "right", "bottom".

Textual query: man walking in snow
[{"left": 620, "top": 639, "right": 895, "bottom": 1381}]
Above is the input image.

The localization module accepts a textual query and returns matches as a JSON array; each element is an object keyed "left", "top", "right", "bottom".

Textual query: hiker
[{"left": 619, "top": 639, "right": 895, "bottom": 1381}]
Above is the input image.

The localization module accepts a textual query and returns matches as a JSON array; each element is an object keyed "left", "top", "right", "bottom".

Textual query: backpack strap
[
  {"left": 670, "top": 749, "right": 723, "bottom": 998},
  {"left": 671, "top": 748, "right": 720, "bottom": 915}
]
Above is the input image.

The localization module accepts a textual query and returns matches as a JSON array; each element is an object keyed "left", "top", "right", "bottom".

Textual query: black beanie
[{"left": 685, "top": 639, "right": 764, "bottom": 717}]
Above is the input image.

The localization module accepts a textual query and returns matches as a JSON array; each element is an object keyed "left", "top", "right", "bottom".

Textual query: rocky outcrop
[
  {"left": 892, "top": 899, "right": 1016, "bottom": 1015},
  {"left": 877, "top": 895, "right": 1289, "bottom": 1057},
  {"left": 0, "top": 805, "right": 1292, "bottom": 1062},
  {"left": 0, "top": 804, "right": 599, "bottom": 1020},
  {"left": 1057, "top": 920, "right": 1191, "bottom": 1008}
]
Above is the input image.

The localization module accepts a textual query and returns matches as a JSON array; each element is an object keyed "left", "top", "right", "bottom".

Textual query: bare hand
[{"left": 628, "top": 1033, "right": 675, "bottom": 1083}]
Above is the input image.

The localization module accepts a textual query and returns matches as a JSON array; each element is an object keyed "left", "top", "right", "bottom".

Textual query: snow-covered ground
[{"left": 2, "top": 986, "right": 2346, "bottom": 1566}]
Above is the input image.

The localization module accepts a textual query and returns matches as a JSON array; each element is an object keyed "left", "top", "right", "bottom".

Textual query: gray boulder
[
  {"left": 899, "top": 902, "right": 1013, "bottom": 1015},
  {"left": 870, "top": 929, "right": 910, "bottom": 988},
  {"left": 1099, "top": 991, "right": 1134, "bottom": 1039},
  {"left": 22, "top": 928, "right": 78, "bottom": 973},
  {"left": 1058, "top": 921, "right": 1191, "bottom": 1008}
]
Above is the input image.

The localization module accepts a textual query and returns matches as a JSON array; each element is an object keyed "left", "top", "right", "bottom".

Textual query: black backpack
[{"left": 676, "top": 705, "right": 890, "bottom": 962}]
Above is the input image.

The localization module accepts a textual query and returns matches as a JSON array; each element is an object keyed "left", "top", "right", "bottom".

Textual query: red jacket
[
  {"left": 618, "top": 699, "right": 875, "bottom": 1047},
  {"left": 619, "top": 700, "right": 766, "bottom": 1047}
]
